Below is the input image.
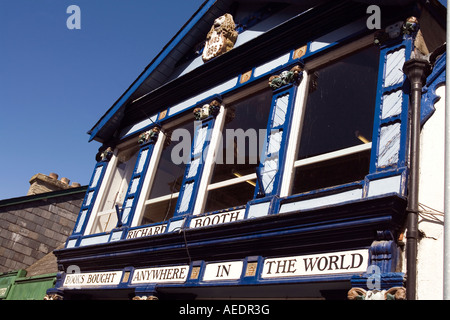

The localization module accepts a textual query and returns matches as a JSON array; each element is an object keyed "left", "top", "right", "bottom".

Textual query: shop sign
[
  {"left": 203, "top": 261, "right": 243, "bottom": 281},
  {"left": 63, "top": 271, "right": 122, "bottom": 288},
  {"left": 190, "top": 209, "right": 245, "bottom": 229},
  {"left": 262, "top": 249, "right": 369, "bottom": 278},
  {"left": 126, "top": 224, "right": 167, "bottom": 239},
  {"left": 131, "top": 265, "right": 189, "bottom": 284}
]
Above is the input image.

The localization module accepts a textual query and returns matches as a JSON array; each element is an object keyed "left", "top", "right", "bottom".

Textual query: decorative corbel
[
  {"left": 44, "top": 293, "right": 64, "bottom": 300},
  {"left": 374, "top": 21, "right": 403, "bottom": 46},
  {"left": 99, "top": 147, "right": 114, "bottom": 162},
  {"left": 347, "top": 287, "right": 406, "bottom": 300},
  {"left": 193, "top": 99, "right": 222, "bottom": 121},
  {"left": 402, "top": 16, "right": 419, "bottom": 35},
  {"left": 138, "top": 126, "right": 161, "bottom": 145},
  {"left": 402, "top": 16, "right": 429, "bottom": 57},
  {"left": 268, "top": 65, "right": 303, "bottom": 90},
  {"left": 132, "top": 295, "right": 159, "bottom": 300}
]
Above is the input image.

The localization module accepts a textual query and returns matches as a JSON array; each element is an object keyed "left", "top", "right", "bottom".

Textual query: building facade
[
  {"left": 49, "top": 0, "right": 446, "bottom": 300},
  {"left": 0, "top": 173, "right": 86, "bottom": 299},
  {"left": 0, "top": 174, "right": 86, "bottom": 273}
]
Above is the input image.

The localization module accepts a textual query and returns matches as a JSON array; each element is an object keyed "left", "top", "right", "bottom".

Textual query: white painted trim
[
  {"left": 192, "top": 106, "right": 226, "bottom": 215},
  {"left": 279, "top": 188, "right": 363, "bottom": 213},
  {"left": 293, "top": 143, "right": 372, "bottom": 168},
  {"left": 168, "top": 78, "right": 238, "bottom": 116},
  {"left": 207, "top": 173, "right": 257, "bottom": 191},
  {"left": 367, "top": 175, "right": 402, "bottom": 198},
  {"left": 304, "top": 34, "right": 375, "bottom": 72},
  {"left": 84, "top": 150, "right": 119, "bottom": 235},
  {"left": 253, "top": 53, "right": 291, "bottom": 78},
  {"left": 130, "top": 132, "right": 166, "bottom": 227},
  {"left": 144, "top": 193, "right": 180, "bottom": 205},
  {"left": 279, "top": 72, "right": 309, "bottom": 197}
]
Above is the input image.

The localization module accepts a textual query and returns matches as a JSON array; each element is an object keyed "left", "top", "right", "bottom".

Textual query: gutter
[
  {"left": 0, "top": 186, "right": 88, "bottom": 209},
  {"left": 403, "top": 57, "right": 431, "bottom": 300}
]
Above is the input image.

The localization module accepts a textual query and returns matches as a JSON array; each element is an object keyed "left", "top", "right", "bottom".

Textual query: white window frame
[
  {"left": 84, "top": 139, "right": 140, "bottom": 235},
  {"left": 130, "top": 114, "right": 193, "bottom": 227},
  {"left": 192, "top": 84, "right": 270, "bottom": 215},
  {"left": 280, "top": 35, "right": 376, "bottom": 197}
]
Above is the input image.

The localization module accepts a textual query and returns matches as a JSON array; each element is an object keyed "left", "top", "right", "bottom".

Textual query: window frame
[
  {"left": 130, "top": 114, "right": 194, "bottom": 227},
  {"left": 280, "top": 37, "right": 378, "bottom": 197},
  {"left": 79, "top": 33, "right": 401, "bottom": 239},
  {"left": 194, "top": 84, "right": 273, "bottom": 215},
  {"left": 84, "top": 139, "right": 140, "bottom": 235}
]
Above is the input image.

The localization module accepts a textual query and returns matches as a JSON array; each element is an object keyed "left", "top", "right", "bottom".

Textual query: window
[
  {"left": 290, "top": 45, "right": 379, "bottom": 195},
  {"left": 203, "top": 88, "right": 273, "bottom": 213},
  {"left": 140, "top": 119, "right": 195, "bottom": 224},
  {"left": 91, "top": 144, "right": 140, "bottom": 234}
]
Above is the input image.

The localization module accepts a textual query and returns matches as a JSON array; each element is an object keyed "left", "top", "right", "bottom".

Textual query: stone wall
[{"left": 0, "top": 187, "right": 86, "bottom": 273}]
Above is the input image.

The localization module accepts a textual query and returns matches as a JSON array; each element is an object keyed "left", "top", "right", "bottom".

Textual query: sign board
[
  {"left": 126, "top": 224, "right": 167, "bottom": 239},
  {"left": 261, "top": 249, "right": 369, "bottom": 278},
  {"left": 190, "top": 209, "right": 245, "bottom": 229},
  {"left": 203, "top": 261, "right": 243, "bottom": 281},
  {"left": 63, "top": 271, "right": 123, "bottom": 288},
  {"left": 131, "top": 265, "right": 189, "bottom": 284}
]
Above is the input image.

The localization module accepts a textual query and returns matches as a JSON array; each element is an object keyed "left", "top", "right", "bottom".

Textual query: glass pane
[
  {"left": 291, "top": 150, "right": 371, "bottom": 194},
  {"left": 210, "top": 89, "right": 273, "bottom": 183},
  {"left": 297, "top": 46, "right": 380, "bottom": 160},
  {"left": 204, "top": 180, "right": 257, "bottom": 213},
  {"left": 141, "top": 197, "right": 178, "bottom": 225},
  {"left": 203, "top": 88, "right": 273, "bottom": 213},
  {"left": 93, "top": 212, "right": 118, "bottom": 234},
  {"left": 101, "top": 145, "right": 139, "bottom": 212},
  {"left": 148, "top": 120, "right": 195, "bottom": 199}
]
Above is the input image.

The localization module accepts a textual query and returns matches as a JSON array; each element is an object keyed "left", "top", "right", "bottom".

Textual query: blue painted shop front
[{"left": 47, "top": 0, "right": 446, "bottom": 300}]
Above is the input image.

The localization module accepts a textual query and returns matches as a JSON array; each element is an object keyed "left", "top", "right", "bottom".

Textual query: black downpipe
[{"left": 403, "top": 58, "right": 431, "bottom": 300}]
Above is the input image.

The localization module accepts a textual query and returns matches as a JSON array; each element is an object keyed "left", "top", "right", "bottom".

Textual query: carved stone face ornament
[
  {"left": 202, "top": 13, "right": 238, "bottom": 62},
  {"left": 193, "top": 100, "right": 221, "bottom": 121},
  {"left": 268, "top": 65, "right": 303, "bottom": 90}
]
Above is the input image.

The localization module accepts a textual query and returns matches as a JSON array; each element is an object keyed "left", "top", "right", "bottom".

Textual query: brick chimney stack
[{"left": 27, "top": 172, "right": 81, "bottom": 195}]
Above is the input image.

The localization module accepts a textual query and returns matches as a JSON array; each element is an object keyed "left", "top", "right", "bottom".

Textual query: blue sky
[
  {"left": 0, "top": 0, "right": 447, "bottom": 200},
  {"left": 0, "top": 0, "right": 204, "bottom": 199}
]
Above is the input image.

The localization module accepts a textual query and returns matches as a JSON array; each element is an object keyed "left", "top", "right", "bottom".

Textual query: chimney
[{"left": 27, "top": 173, "right": 81, "bottom": 195}]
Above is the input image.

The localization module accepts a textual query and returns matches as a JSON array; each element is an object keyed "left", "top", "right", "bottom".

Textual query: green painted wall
[{"left": 0, "top": 270, "right": 56, "bottom": 300}]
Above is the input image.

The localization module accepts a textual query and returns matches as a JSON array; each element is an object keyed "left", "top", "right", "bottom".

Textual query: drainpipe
[{"left": 403, "top": 58, "right": 431, "bottom": 300}]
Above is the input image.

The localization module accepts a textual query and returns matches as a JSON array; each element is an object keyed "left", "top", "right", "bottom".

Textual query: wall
[
  {"left": 417, "top": 84, "right": 446, "bottom": 299},
  {"left": 0, "top": 188, "right": 86, "bottom": 273}
]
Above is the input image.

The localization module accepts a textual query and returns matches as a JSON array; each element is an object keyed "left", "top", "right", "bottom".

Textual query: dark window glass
[
  {"left": 297, "top": 46, "right": 379, "bottom": 160},
  {"left": 141, "top": 120, "right": 195, "bottom": 224},
  {"left": 292, "top": 46, "right": 379, "bottom": 194},
  {"left": 210, "top": 89, "right": 273, "bottom": 183},
  {"left": 292, "top": 150, "right": 371, "bottom": 194},
  {"left": 149, "top": 120, "right": 195, "bottom": 199},
  {"left": 204, "top": 180, "right": 257, "bottom": 213},
  {"left": 141, "top": 197, "right": 178, "bottom": 225},
  {"left": 204, "top": 89, "right": 273, "bottom": 212}
]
